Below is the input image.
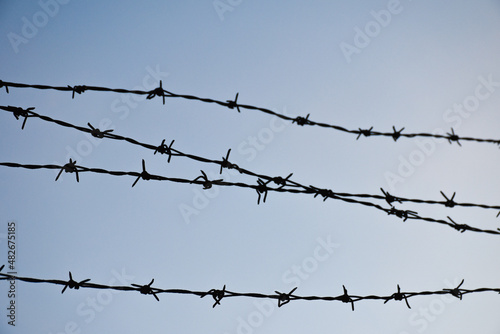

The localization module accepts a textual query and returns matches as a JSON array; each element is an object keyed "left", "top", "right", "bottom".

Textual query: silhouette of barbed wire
[
  {"left": 2, "top": 105, "right": 500, "bottom": 217},
  {"left": 1, "top": 80, "right": 500, "bottom": 146},
  {"left": 0, "top": 160, "right": 498, "bottom": 235},
  {"left": 0, "top": 267, "right": 498, "bottom": 310}
]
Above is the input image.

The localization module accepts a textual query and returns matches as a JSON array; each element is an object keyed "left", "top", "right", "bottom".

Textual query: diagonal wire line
[
  {"left": 0, "top": 269, "right": 497, "bottom": 310},
  {"left": 0, "top": 160, "right": 498, "bottom": 235},
  {"left": 1, "top": 80, "right": 500, "bottom": 146},
  {"left": 2, "top": 105, "right": 500, "bottom": 215}
]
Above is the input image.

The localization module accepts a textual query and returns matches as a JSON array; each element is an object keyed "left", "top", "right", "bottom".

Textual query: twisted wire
[
  {"left": 1, "top": 80, "right": 499, "bottom": 146},
  {"left": 0, "top": 268, "right": 495, "bottom": 310},
  {"left": 0, "top": 160, "right": 498, "bottom": 235},
  {"left": 2, "top": 105, "right": 499, "bottom": 215}
]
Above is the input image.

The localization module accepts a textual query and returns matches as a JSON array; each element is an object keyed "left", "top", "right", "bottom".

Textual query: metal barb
[
  {"left": 10, "top": 106, "right": 34, "bottom": 130},
  {"left": 0, "top": 80, "right": 9, "bottom": 93},
  {"left": 387, "top": 207, "right": 418, "bottom": 222},
  {"left": 131, "top": 279, "right": 159, "bottom": 301},
  {"left": 191, "top": 170, "right": 223, "bottom": 189},
  {"left": 202, "top": 285, "right": 226, "bottom": 308},
  {"left": 256, "top": 178, "right": 270, "bottom": 204},
  {"left": 87, "top": 123, "right": 113, "bottom": 138},
  {"left": 391, "top": 126, "right": 405, "bottom": 142},
  {"left": 132, "top": 159, "right": 151, "bottom": 187},
  {"left": 356, "top": 127, "right": 374, "bottom": 140},
  {"left": 272, "top": 173, "right": 293, "bottom": 189},
  {"left": 154, "top": 139, "right": 175, "bottom": 163},
  {"left": 340, "top": 285, "right": 355, "bottom": 311},
  {"left": 447, "top": 216, "right": 468, "bottom": 233},
  {"left": 292, "top": 114, "right": 310, "bottom": 126},
  {"left": 226, "top": 93, "right": 240, "bottom": 112},
  {"left": 380, "top": 188, "right": 401, "bottom": 205},
  {"left": 446, "top": 128, "right": 462, "bottom": 146},
  {"left": 55, "top": 159, "right": 79, "bottom": 182},
  {"left": 220, "top": 149, "right": 239, "bottom": 174},
  {"left": 146, "top": 80, "right": 166, "bottom": 104},
  {"left": 310, "top": 186, "right": 335, "bottom": 202},
  {"left": 384, "top": 284, "right": 411, "bottom": 309},
  {"left": 275, "top": 287, "right": 297, "bottom": 307},
  {"left": 440, "top": 191, "right": 456, "bottom": 208},
  {"left": 68, "top": 85, "right": 86, "bottom": 99},
  {"left": 443, "top": 279, "right": 465, "bottom": 300},
  {"left": 61, "top": 272, "right": 90, "bottom": 294}
]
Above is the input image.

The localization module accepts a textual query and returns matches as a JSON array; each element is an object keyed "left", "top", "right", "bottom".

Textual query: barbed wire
[
  {"left": 2, "top": 105, "right": 500, "bottom": 218},
  {"left": 0, "top": 160, "right": 498, "bottom": 235},
  {"left": 2, "top": 83, "right": 500, "bottom": 321},
  {"left": 0, "top": 268, "right": 497, "bottom": 310},
  {"left": 1, "top": 106, "right": 499, "bottom": 234},
  {"left": 1, "top": 80, "right": 499, "bottom": 146}
]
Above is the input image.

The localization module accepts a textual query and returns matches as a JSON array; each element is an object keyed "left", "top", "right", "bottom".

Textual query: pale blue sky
[{"left": 1, "top": 1, "right": 500, "bottom": 333}]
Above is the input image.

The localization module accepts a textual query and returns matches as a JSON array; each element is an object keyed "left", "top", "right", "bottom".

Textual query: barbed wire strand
[
  {"left": 0, "top": 160, "right": 498, "bottom": 235},
  {"left": 0, "top": 268, "right": 497, "bottom": 310},
  {"left": 1, "top": 80, "right": 499, "bottom": 146},
  {"left": 2, "top": 105, "right": 500, "bottom": 217}
]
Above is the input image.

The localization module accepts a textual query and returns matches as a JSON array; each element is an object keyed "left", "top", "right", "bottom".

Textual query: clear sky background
[{"left": 1, "top": 1, "right": 500, "bottom": 333}]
